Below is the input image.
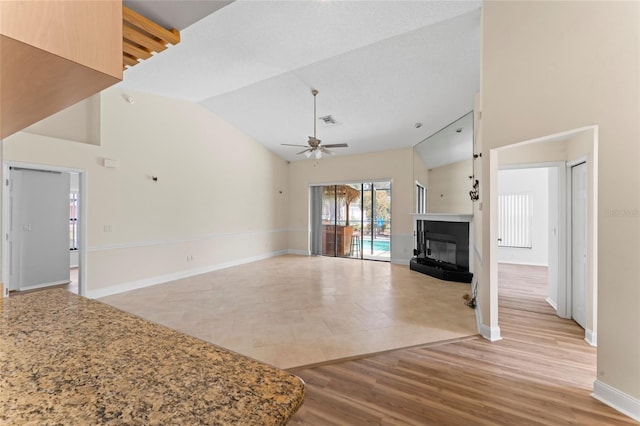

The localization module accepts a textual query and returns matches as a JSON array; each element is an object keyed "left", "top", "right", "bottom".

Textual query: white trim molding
[
  {"left": 479, "top": 321, "right": 502, "bottom": 342},
  {"left": 86, "top": 249, "right": 288, "bottom": 299},
  {"left": 584, "top": 329, "right": 597, "bottom": 347},
  {"left": 545, "top": 296, "right": 558, "bottom": 311},
  {"left": 287, "top": 249, "right": 310, "bottom": 256},
  {"left": 592, "top": 380, "right": 640, "bottom": 422},
  {"left": 474, "top": 293, "right": 502, "bottom": 342}
]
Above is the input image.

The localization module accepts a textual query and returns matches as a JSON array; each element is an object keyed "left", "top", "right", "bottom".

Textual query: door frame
[
  {"left": 2, "top": 161, "right": 87, "bottom": 297},
  {"left": 566, "top": 157, "right": 588, "bottom": 328},
  {"left": 488, "top": 125, "right": 598, "bottom": 346}
]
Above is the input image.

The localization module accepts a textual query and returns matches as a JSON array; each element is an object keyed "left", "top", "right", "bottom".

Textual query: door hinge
[{"left": 5, "top": 179, "right": 8, "bottom": 187}]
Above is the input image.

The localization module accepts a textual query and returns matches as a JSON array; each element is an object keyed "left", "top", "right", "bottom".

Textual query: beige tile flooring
[{"left": 99, "top": 255, "right": 477, "bottom": 369}]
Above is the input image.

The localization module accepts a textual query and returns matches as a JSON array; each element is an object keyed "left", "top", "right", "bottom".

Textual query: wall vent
[{"left": 318, "top": 115, "right": 338, "bottom": 126}]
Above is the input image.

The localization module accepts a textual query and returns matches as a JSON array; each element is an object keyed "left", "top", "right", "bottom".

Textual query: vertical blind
[{"left": 498, "top": 193, "right": 533, "bottom": 248}]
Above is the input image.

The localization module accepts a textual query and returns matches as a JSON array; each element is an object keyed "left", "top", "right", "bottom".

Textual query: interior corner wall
[
  {"left": 427, "top": 159, "right": 473, "bottom": 214},
  {"left": 481, "top": 0, "right": 640, "bottom": 407},
  {"left": 2, "top": 87, "right": 289, "bottom": 297},
  {"left": 22, "top": 94, "right": 101, "bottom": 145},
  {"left": 287, "top": 148, "right": 414, "bottom": 264},
  {"left": 497, "top": 168, "right": 549, "bottom": 266}
]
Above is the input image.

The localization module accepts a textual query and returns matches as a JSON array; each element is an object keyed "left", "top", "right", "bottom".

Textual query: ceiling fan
[{"left": 282, "top": 89, "right": 348, "bottom": 159}]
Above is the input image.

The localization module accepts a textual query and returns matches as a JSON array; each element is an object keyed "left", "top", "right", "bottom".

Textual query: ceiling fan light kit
[{"left": 281, "top": 89, "right": 348, "bottom": 160}]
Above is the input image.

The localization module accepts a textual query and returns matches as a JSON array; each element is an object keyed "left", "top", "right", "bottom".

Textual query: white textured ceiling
[{"left": 118, "top": 0, "right": 481, "bottom": 162}]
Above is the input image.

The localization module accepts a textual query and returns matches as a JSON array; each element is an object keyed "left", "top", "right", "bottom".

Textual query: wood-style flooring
[{"left": 287, "top": 263, "right": 636, "bottom": 425}]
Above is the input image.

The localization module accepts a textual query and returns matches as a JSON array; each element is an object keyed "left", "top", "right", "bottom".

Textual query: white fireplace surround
[{"left": 412, "top": 213, "right": 474, "bottom": 273}]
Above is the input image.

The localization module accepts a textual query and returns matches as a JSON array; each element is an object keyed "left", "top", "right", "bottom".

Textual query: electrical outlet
[{"left": 103, "top": 225, "right": 112, "bottom": 232}]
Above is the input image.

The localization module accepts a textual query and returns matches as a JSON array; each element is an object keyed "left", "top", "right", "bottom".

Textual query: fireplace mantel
[{"left": 412, "top": 213, "right": 473, "bottom": 223}]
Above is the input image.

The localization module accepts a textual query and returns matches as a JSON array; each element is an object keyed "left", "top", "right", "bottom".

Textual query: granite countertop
[{"left": 0, "top": 289, "right": 304, "bottom": 425}]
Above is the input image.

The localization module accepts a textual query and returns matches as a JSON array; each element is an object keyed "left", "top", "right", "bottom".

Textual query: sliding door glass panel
[
  {"left": 363, "top": 182, "right": 391, "bottom": 261},
  {"left": 321, "top": 185, "right": 337, "bottom": 256},
  {"left": 312, "top": 181, "right": 390, "bottom": 262},
  {"left": 339, "top": 184, "right": 362, "bottom": 258}
]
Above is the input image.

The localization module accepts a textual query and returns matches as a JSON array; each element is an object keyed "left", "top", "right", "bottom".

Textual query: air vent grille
[{"left": 318, "top": 115, "right": 337, "bottom": 125}]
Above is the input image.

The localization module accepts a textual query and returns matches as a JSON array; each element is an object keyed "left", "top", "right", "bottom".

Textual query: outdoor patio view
[{"left": 315, "top": 182, "right": 391, "bottom": 261}]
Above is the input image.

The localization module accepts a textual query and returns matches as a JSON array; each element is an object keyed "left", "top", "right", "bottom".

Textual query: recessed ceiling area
[
  {"left": 414, "top": 111, "right": 474, "bottom": 170},
  {"left": 117, "top": 0, "right": 481, "bottom": 162}
]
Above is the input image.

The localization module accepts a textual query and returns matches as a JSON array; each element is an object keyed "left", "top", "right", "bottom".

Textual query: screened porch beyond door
[{"left": 310, "top": 181, "right": 391, "bottom": 261}]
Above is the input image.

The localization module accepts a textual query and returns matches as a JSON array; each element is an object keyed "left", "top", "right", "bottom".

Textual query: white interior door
[
  {"left": 9, "top": 168, "right": 70, "bottom": 291},
  {"left": 571, "top": 162, "right": 587, "bottom": 328}
]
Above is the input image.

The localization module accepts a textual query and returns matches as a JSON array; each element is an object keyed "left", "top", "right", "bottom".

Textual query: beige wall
[
  {"left": 3, "top": 87, "right": 289, "bottom": 297},
  {"left": 427, "top": 159, "right": 473, "bottom": 214},
  {"left": 481, "top": 0, "right": 639, "bottom": 406},
  {"left": 288, "top": 148, "right": 415, "bottom": 263},
  {"left": 22, "top": 95, "right": 101, "bottom": 146}
]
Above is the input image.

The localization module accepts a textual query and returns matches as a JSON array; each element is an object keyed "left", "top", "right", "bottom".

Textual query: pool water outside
[{"left": 360, "top": 238, "right": 390, "bottom": 252}]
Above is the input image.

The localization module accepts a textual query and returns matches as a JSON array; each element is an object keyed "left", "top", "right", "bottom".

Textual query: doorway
[
  {"left": 2, "top": 163, "right": 86, "bottom": 297},
  {"left": 488, "top": 125, "right": 597, "bottom": 345},
  {"left": 497, "top": 166, "right": 556, "bottom": 316},
  {"left": 310, "top": 181, "right": 391, "bottom": 261}
]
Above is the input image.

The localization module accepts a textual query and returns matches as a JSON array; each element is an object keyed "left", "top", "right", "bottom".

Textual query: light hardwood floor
[
  {"left": 99, "top": 255, "right": 477, "bottom": 369},
  {"left": 287, "top": 263, "right": 636, "bottom": 425}
]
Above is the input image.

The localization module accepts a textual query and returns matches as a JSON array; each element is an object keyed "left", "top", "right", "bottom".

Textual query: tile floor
[{"left": 99, "top": 255, "right": 477, "bottom": 369}]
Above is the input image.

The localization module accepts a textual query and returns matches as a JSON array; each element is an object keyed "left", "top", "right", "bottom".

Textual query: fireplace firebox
[{"left": 410, "top": 214, "right": 473, "bottom": 283}]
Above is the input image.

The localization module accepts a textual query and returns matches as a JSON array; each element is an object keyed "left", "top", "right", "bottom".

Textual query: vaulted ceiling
[{"left": 118, "top": 0, "right": 481, "bottom": 162}]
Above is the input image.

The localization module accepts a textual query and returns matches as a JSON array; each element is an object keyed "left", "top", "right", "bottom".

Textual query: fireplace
[{"left": 410, "top": 214, "right": 473, "bottom": 283}]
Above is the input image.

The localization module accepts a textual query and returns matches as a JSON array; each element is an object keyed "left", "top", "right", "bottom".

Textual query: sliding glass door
[
  {"left": 311, "top": 181, "right": 390, "bottom": 261},
  {"left": 361, "top": 181, "right": 391, "bottom": 261}
]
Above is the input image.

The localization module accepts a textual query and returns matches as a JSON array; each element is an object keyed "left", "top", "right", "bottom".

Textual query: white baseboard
[
  {"left": 475, "top": 300, "right": 502, "bottom": 341},
  {"left": 20, "top": 279, "right": 70, "bottom": 292},
  {"left": 584, "top": 329, "right": 597, "bottom": 347},
  {"left": 497, "top": 261, "right": 549, "bottom": 267},
  {"left": 87, "top": 250, "right": 288, "bottom": 299},
  {"left": 545, "top": 296, "right": 558, "bottom": 311},
  {"left": 479, "top": 322, "right": 502, "bottom": 341},
  {"left": 592, "top": 380, "right": 640, "bottom": 422},
  {"left": 287, "top": 249, "right": 310, "bottom": 256},
  {"left": 391, "top": 257, "right": 410, "bottom": 265}
]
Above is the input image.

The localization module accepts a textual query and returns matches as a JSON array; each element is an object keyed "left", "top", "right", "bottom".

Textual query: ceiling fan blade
[
  {"left": 322, "top": 143, "right": 348, "bottom": 148},
  {"left": 297, "top": 148, "right": 311, "bottom": 155},
  {"left": 282, "top": 143, "right": 310, "bottom": 147},
  {"left": 320, "top": 147, "right": 336, "bottom": 155}
]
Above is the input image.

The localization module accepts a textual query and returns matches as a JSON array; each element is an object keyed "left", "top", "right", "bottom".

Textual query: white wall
[
  {"left": 3, "top": 87, "right": 290, "bottom": 297},
  {"left": 481, "top": 0, "right": 640, "bottom": 412},
  {"left": 288, "top": 148, "right": 415, "bottom": 264},
  {"left": 497, "top": 168, "right": 549, "bottom": 266}
]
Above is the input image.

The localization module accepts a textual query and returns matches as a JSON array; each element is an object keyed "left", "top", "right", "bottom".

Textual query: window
[
  {"left": 416, "top": 183, "right": 426, "bottom": 214},
  {"left": 498, "top": 193, "right": 532, "bottom": 248}
]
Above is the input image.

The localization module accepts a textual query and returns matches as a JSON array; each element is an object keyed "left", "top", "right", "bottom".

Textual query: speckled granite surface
[{"left": 0, "top": 289, "right": 304, "bottom": 425}]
